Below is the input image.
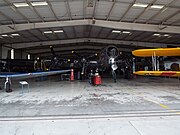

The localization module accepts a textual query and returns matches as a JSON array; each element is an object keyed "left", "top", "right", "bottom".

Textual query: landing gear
[
  {"left": 110, "top": 62, "right": 118, "bottom": 83},
  {"left": 5, "top": 77, "right": 12, "bottom": 93},
  {"left": 112, "top": 70, "right": 117, "bottom": 82},
  {"left": 5, "top": 82, "right": 12, "bottom": 92}
]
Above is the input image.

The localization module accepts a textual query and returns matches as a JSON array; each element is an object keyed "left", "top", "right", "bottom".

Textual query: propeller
[
  {"left": 106, "top": 45, "right": 119, "bottom": 58},
  {"left": 99, "top": 45, "right": 120, "bottom": 82}
]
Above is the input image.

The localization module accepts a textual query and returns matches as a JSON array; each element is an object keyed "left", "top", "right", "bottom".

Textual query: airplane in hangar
[
  {"left": 0, "top": 58, "right": 34, "bottom": 72},
  {"left": 0, "top": 47, "right": 72, "bottom": 93},
  {"left": 0, "top": 44, "right": 133, "bottom": 93},
  {"left": 47, "top": 45, "right": 120, "bottom": 81},
  {"left": 72, "top": 45, "right": 133, "bottom": 82},
  {"left": 132, "top": 48, "right": 180, "bottom": 77}
]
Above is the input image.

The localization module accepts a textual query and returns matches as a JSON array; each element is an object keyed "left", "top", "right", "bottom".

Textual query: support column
[{"left": 0, "top": 45, "right": 2, "bottom": 59}]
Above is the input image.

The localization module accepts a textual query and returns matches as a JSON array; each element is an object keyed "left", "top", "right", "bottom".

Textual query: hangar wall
[
  {"left": 0, "top": 45, "right": 1, "bottom": 59},
  {"left": 1, "top": 46, "right": 28, "bottom": 59},
  {"left": 1, "top": 46, "right": 10, "bottom": 59},
  {"left": 14, "top": 50, "right": 29, "bottom": 59}
]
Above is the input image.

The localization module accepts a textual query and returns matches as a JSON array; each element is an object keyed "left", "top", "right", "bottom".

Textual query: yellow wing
[
  {"left": 134, "top": 71, "right": 180, "bottom": 77},
  {"left": 132, "top": 48, "right": 180, "bottom": 57}
]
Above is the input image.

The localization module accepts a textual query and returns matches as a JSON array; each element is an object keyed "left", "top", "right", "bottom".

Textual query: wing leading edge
[
  {"left": 0, "top": 69, "right": 71, "bottom": 78},
  {"left": 132, "top": 48, "right": 180, "bottom": 57},
  {"left": 134, "top": 71, "right": 180, "bottom": 77}
]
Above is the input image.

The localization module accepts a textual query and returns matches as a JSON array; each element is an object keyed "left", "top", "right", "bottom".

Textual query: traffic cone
[{"left": 70, "top": 69, "right": 74, "bottom": 81}]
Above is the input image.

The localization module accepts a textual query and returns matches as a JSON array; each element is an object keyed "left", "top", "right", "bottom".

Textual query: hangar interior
[{"left": 0, "top": 0, "right": 180, "bottom": 134}]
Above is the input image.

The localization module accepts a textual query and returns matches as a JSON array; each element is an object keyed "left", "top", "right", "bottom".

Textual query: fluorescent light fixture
[
  {"left": 1, "top": 34, "right": 8, "bottom": 37},
  {"left": 43, "top": 31, "right": 53, "bottom": 34},
  {"left": 13, "top": 3, "right": 29, "bottom": 7},
  {"left": 133, "top": 3, "right": 148, "bottom": 8},
  {"left": 31, "top": 2, "right": 48, "bottom": 6},
  {"left": 11, "top": 33, "right": 20, "bottom": 36},
  {"left": 54, "top": 30, "right": 63, "bottom": 33},
  {"left": 122, "top": 31, "right": 131, "bottom": 34},
  {"left": 163, "top": 34, "right": 171, "bottom": 38},
  {"left": 153, "top": 33, "right": 161, "bottom": 36},
  {"left": 151, "top": 5, "right": 164, "bottom": 9},
  {"left": 163, "top": 34, "right": 169, "bottom": 37},
  {"left": 112, "top": 30, "right": 121, "bottom": 33}
]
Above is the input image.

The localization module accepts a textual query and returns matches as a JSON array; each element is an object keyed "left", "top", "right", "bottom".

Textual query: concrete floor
[{"left": 0, "top": 76, "right": 180, "bottom": 134}]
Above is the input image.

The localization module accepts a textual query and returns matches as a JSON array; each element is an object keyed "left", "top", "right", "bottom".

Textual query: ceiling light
[
  {"left": 163, "top": 34, "right": 171, "bottom": 38},
  {"left": 1, "top": 34, "right": 8, "bottom": 37},
  {"left": 13, "top": 3, "right": 29, "bottom": 7},
  {"left": 153, "top": 33, "right": 161, "bottom": 36},
  {"left": 43, "top": 31, "right": 53, "bottom": 34},
  {"left": 122, "top": 31, "right": 131, "bottom": 34},
  {"left": 133, "top": 3, "right": 148, "bottom": 8},
  {"left": 151, "top": 5, "right": 164, "bottom": 9},
  {"left": 31, "top": 2, "right": 48, "bottom": 6},
  {"left": 54, "top": 30, "right": 63, "bottom": 33},
  {"left": 112, "top": 30, "right": 121, "bottom": 33},
  {"left": 163, "top": 34, "right": 169, "bottom": 37},
  {"left": 11, "top": 33, "right": 20, "bottom": 36}
]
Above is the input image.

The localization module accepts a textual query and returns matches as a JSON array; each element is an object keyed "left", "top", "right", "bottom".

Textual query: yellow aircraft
[{"left": 132, "top": 48, "right": 180, "bottom": 77}]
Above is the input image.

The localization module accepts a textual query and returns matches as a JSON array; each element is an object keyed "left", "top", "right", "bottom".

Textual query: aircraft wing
[
  {"left": 132, "top": 48, "right": 180, "bottom": 57},
  {"left": 0, "top": 69, "right": 71, "bottom": 78},
  {"left": 134, "top": 71, "right": 180, "bottom": 77}
]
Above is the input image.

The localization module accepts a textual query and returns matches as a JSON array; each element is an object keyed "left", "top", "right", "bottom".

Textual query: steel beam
[
  {"left": 28, "top": 45, "right": 104, "bottom": 54},
  {"left": 161, "top": 10, "right": 180, "bottom": 24},
  {"left": 146, "top": 0, "right": 177, "bottom": 24},
  {"left": 46, "top": 0, "right": 59, "bottom": 21},
  {"left": 0, "top": 11, "right": 14, "bottom": 24},
  {"left": 3, "top": 0, "right": 30, "bottom": 23},
  {"left": 92, "top": 0, "right": 97, "bottom": 19},
  {"left": 133, "top": 0, "right": 158, "bottom": 23},
  {"left": 65, "top": 0, "right": 72, "bottom": 20},
  {"left": 106, "top": 0, "right": 116, "bottom": 21},
  {"left": 83, "top": 0, "right": 87, "bottom": 19},
  {"left": 25, "top": 0, "right": 44, "bottom": 22},
  {"left": 119, "top": 0, "right": 136, "bottom": 21},
  {"left": 4, "top": 38, "right": 175, "bottom": 49},
  {"left": 1, "top": 19, "right": 180, "bottom": 34}
]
